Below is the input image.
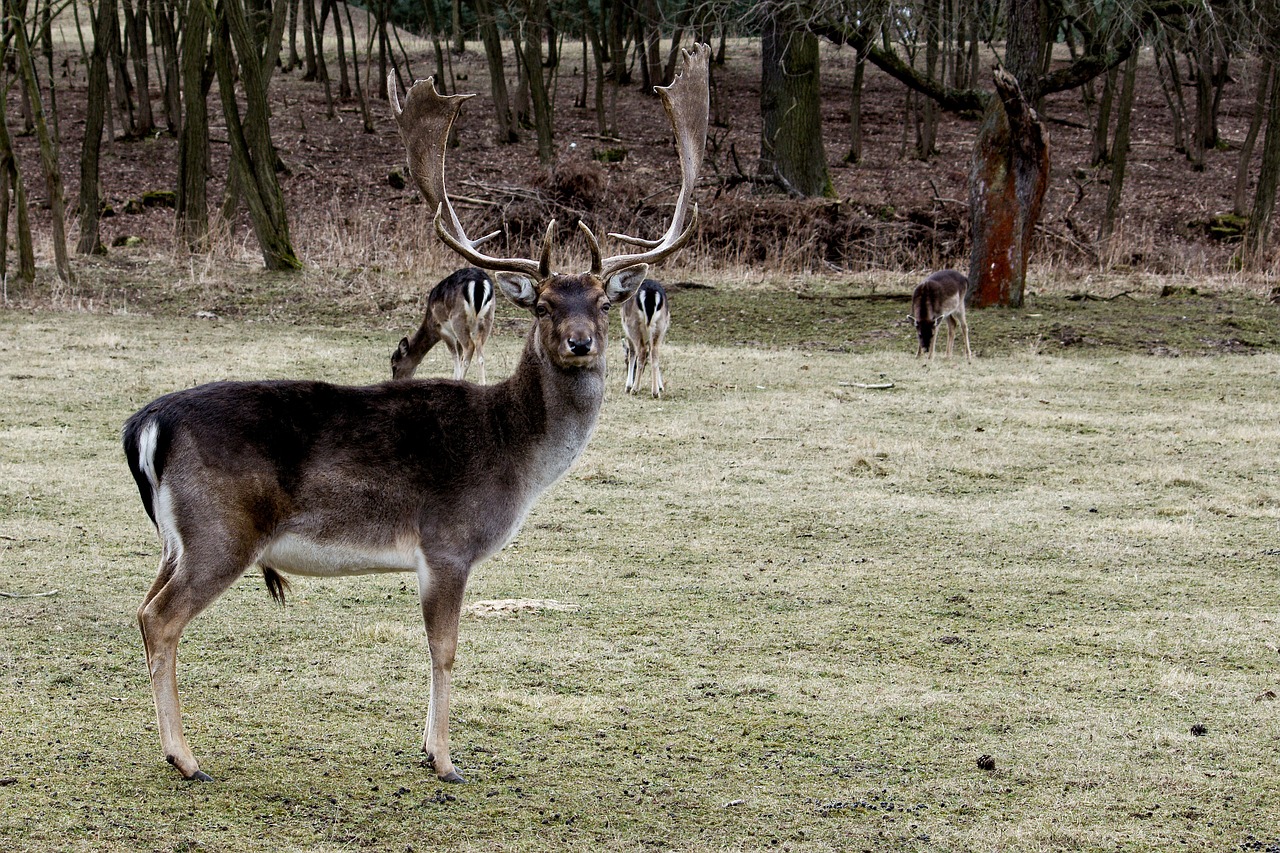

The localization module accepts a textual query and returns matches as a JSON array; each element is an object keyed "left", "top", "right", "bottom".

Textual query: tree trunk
[
  {"left": 1243, "top": 59, "right": 1280, "bottom": 270},
  {"left": 11, "top": 2, "right": 72, "bottom": 283},
  {"left": 121, "top": 0, "right": 155, "bottom": 137},
  {"left": 1233, "top": 60, "right": 1273, "bottom": 218},
  {"left": 452, "top": 0, "right": 465, "bottom": 53},
  {"left": 759, "top": 13, "right": 832, "bottom": 197},
  {"left": 844, "top": 48, "right": 866, "bottom": 164},
  {"left": 78, "top": 0, "right": 118, "bottom": 255},
  {"left": 214, "top": 0, "right": 300, "bottom": 270},
  {"left": 475, "top": 0, "right": 516, "bottom": 142},
  {"left": 1154, "top": 31, "right": 1187, "bottom": 154},
  {"left": 1098, "top": 50, "right": 1139, "bottom": 247},
  {"left": 177, "top": 0, "right": 212, "bottom": 250},
  {"left": 517, "top": 0, "right": 554, "bottom": 165},
  {"left": 0, "top": 46, "right": 35, "bottom": 284},
  {"left": 1090, "top": 64, "right": 1116, "bottom": 166},
  {"left": 967, "top": 68, "right": 1049, "bottom": 308},
  {"left": 150, "top": 0, "right": 182, "bottom": 134}
]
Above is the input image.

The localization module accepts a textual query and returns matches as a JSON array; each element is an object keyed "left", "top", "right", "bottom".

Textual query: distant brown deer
[
  {"left": 910, "top": 269, "right": 973, "bottom": 361},
  {"left": 122, "top": 45, "right": 710, "bottom": 784},
  {"left": 621, "top": 279, "right": 670, "bottom": 397},
  {"left": 391, "top": 267, "right": 496, "bottom": 381}
]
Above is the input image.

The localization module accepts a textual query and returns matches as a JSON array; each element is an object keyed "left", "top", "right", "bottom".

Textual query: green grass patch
[{"left": 2, "top": 301, "right": 1279, "bottom": 851}]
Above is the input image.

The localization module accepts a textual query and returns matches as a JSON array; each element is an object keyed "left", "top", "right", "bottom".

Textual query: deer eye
[
  {"left": 600, "top": 301, "right": 611, "bottom": 313},
  {"left": 535, "top": 303, "right": 550, "bottom": 318}
]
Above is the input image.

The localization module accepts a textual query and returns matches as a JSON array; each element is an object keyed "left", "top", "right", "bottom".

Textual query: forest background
[{"left": 0, "top": 0, "right": 1276, "bottom": 316}]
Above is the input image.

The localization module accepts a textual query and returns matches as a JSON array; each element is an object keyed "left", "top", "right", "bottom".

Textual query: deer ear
[
  {"left": 494, "top": 272, "right": 539, "bottom": 310},
  {"left": 604, "top": 264, "right": 649, "bottom": 304}
]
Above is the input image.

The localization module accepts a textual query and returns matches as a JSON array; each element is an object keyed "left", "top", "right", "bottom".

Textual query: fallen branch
[
  {"left": 0, "top": 588, "right": 60, "bottom": 598},
  {"left": 1066, "top": 290, "right": 1136, "bottom": 302},
  {"left": 839, "top": 381, "right": 895, "bottom": 390}
]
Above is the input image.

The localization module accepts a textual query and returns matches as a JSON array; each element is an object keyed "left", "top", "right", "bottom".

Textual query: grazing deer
[
  {"left": 122, "top": 44, "right": 709, "bottom": 784},
  {"left": 621, "top": 279, "right": 670, "bottom": 397},
  {"left": 391, "top": 267, "right": 496, "bottom": 382},
  {"left": 910, "top": 269, "right": 973, "bottom": 361}
]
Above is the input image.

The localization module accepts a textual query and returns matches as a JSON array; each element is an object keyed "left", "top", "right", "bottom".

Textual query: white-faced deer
[
  {"left": 620, "top": 279, "right": 670, "bottom": 397},
  {"left": 122, "top": 44, "right": 709, "bottom": 784},
  {"left": 391, "top": 267, "right": 496, "bottom": 381},
  {"left": 910, "top": 269, "right": 973, "bottom": 361}
]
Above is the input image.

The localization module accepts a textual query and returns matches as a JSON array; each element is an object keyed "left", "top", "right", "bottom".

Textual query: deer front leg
[{"left": 417, "top": 556, "right": 470, "bottom": 783}]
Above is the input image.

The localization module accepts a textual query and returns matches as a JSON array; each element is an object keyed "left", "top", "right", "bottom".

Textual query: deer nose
[{"left": 567, "top": 336, "right": 594, "bottom": 356}]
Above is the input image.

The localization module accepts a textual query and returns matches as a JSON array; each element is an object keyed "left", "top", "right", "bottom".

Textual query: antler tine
[
  {"left": 599, "top": 44, "right": 710, "bottom": 279},
  {"left": 389, "top": 73, "right": 543, "bottom": 278}
]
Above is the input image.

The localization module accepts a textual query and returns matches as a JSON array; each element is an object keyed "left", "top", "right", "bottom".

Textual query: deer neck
[{"left": 500, "top": 325, "right": 606, "bottom": 487}]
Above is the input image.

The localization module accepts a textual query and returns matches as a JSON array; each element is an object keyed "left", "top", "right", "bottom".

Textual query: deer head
[{"left": 388, "top": 45, "right": 710, "bottom": 371}]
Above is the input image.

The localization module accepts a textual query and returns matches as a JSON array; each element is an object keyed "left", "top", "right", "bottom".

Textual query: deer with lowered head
[
  {"left": 910, "top": 269, "right": 973, "bottom": 361},
  {"left": 621, "top": 278, "right": 670, "bottom": 397},
  {"left": 121, "top": 44, "right": 710, "bottom": 784},
  {"left": 391, "top": 267, "right": 496, "bottom": 381}
]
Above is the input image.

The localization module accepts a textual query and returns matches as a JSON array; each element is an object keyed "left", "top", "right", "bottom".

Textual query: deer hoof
[
  {"left": 439, "top": 769, "right": 465, "bottom": 784},
  {"left": 186, "top": 770, "right": 214, "bottom": 782}
]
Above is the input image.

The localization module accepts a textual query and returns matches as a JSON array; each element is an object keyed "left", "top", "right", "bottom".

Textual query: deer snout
[{"left": 567, "top": 336, "right": 594, "bottom": 357}]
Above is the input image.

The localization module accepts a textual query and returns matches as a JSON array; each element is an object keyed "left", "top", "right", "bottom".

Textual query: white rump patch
[
  {"left": 136, "top": 420, "right": 161, "bottom": 489},
  {"left": 258, "top": 533, "right": 419, "bottom": 577}
]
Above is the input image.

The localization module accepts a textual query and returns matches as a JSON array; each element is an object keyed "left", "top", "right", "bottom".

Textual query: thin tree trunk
[
  {"left": 1234, "top": 60, "right": 1273, "bottom": 218},
  {"left": 452, "top": 0, "right": 465, "bottom": 53},
  {"left": 78, "top": 0, "right": 117, "bottom": 255},
  {"left": 1243, "top": 60, "right": 1280, "bottom": 270},
  {"left": 1090, "top": 64, "right": 1116, "bottom": 166},
  {"left": 347, "top": 0, "right": 374, "bottom": 130},
  {"left": 0, "top": 53, "right": 35, "bottom": 284},
  {"left": 1099, "top": 50, "right": 1139, "bottom": 246},
  {"left": 122, "top": 0, "right": 155, "bottom": 136},
  {"left": 150, "top": 0, "right": 182, "bottom": 134},
  {"left": 11, "top": 3, "right": 72, "bottom": 283},
  {"left": 518, "top": 0, "right": 554, "bottom": 164},
  {"left": 844, "top": 48, "right": 866, "bottom": 164}
]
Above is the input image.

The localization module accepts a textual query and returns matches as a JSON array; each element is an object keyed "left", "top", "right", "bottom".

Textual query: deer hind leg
[
  {"left": 623, "top": 339, "right": 638, "bottom": 394},
  {"left": 416, "top": 554, "right": 471, "bottom": 783},
  {"left": 945, "top": 315, "right": 958, "bottom": 358},
  {"left": 957, "top": 310, "right": 973, "bottom": 361},
  {"left": 137, "top": 525, "right": 256, "bottom": 781},
  {"left": 649, "top": 337, "right": 664, "bottom": 398}
]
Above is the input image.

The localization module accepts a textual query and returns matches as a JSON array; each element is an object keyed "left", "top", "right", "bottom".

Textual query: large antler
[
  {"left": 588, "top": 43, "right": 711, "bottom": 280},
  {"left": 389, "top": 74, "right": 548, "bottom": 279}
]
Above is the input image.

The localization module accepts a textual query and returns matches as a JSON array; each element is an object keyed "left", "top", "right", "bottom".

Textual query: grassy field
[{"left": 2, "top": 285, "right": 1279, "bottom": 851}]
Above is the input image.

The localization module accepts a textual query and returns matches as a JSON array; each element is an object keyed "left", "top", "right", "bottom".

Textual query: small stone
[{"left": 976, "top": 754, "right": 996, "bottom": 771}]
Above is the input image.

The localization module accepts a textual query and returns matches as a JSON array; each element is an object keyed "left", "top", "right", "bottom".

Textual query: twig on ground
[{"left": 0, "top": 589, "right": 60, "bottom": 598}]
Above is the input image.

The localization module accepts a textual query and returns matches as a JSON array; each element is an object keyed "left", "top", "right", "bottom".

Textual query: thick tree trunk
[
  {"left": 759, "top": 15, "right": 832, "bottom": 198},
  {"left": 176, "top": 0, "right": 211, "bottom": 250},
  {"left": 214, "top": 0, "right": 300, "bottom": 270},
  {"left": 967, "top": 68, "right": 1049, "bottom": 308},
  {"left": 78, "top": 0, "right": 118, "bottom": 255},
  {"left": 475, "top": 0, "right": 516, "bottom": 142}
]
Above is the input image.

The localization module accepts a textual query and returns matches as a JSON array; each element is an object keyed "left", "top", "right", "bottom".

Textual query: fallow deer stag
[
  {"left": 621, "top": 278, "right": 670, "bottom": 397},
  {"left": 910, "top": 269, "right": 973, "bottom": 361},
  {"left": 122, "top": 43, "right": 709, "bottom": 784},
  {"left": 391, "top": 267, "right": 496, "bottom": 381}
]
